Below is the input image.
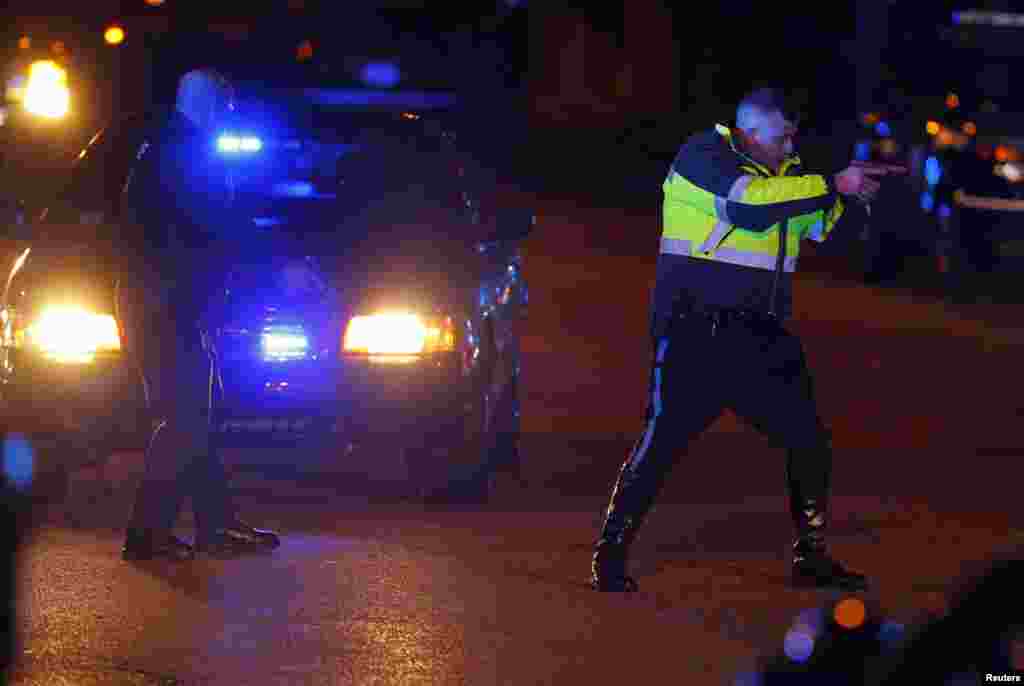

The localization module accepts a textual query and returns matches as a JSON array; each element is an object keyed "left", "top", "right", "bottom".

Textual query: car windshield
[{"left": 227, "top": 253, "right": 327, "bottom": 301}]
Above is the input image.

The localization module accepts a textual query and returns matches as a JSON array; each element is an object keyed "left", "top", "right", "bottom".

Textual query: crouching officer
[
  {"left": 116, "top": 68, "right": 280, "bottom": 560},
  {"left": 592, "top": 87, "right": 903, "bottom": 592}
]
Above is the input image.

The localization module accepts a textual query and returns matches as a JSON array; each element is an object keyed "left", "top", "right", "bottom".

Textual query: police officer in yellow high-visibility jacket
[{"left": 592, "top": 88, "right": 893, "bottom": 593}]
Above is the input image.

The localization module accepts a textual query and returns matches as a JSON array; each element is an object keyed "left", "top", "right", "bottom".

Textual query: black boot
[
  {"left": 195, "top": 520, "right": 281, "bottom": 557},
  {"left": 591, "top": 462, "right": 654, "bottom": 592},
  {"left": 790, "top": 497, "right": 868, "bottom": 591},
  {"left": 122, "top": 528, "right": 195, "bottom": 562}
]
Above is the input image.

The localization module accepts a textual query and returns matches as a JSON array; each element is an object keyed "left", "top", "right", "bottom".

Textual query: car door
[{"left": 476, "top": 209, "right": 532, "bottom": 432}]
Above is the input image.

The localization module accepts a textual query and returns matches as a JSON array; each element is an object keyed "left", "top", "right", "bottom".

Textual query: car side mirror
[{"left": 477, "top": 209, "right": 534, "bottom": 254}]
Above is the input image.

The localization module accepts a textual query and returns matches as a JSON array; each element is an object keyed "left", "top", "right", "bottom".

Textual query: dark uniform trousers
[
  {"left": 598, "top": 306, "right": 833, "bottom": 553},
  {"left": 114, "top": 277, "right": 235, "bottom": 537}
]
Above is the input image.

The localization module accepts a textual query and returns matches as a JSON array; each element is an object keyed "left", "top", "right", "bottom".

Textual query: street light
[{"left": 104, "top": 25, "right": 125, "bottom": 45}]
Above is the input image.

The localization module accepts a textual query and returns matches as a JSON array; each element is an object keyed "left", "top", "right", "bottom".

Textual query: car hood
[{"left": 4, "top": 240, "right": 118, "bottom": 314}]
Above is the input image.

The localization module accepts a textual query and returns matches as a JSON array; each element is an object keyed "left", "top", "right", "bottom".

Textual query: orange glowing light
[
  {"left": 862, "top": 112, "right": 879, "bottom": 125},
  {"left": 18, "top": 36, "right": 31, "bottom": 50},
  {"left": 946, "top": 93, "right": 960, "bottom": 109},
  {"left": 297, "top": 39, "right": 313, "bottom": 61},
  {"left": 996, "top": 146, "right": 1012, "bottom": 162},
  {"left": 962, "top": 121, "right": 977, "bottom": 136},
  {"left": 926, "top": 121, "right": 940, "bottom": 136},
  {"left": 104, "top": 25, "right": 125, "bottom": 45},
  {"left": 145, "top": 0, "right": 166, "bottom": 6},
  {"left": 833, "top": 598, "right": 866, "bottom": 630}
]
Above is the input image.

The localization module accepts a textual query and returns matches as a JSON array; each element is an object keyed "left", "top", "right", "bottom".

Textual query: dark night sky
[{"left": 8, "top": 1, "right": 1024, "bottom": 125}]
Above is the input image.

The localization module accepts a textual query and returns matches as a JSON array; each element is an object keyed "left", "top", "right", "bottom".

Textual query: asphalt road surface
[{"left": 6, "top": 198, "right": 1024, "bottom": 684}]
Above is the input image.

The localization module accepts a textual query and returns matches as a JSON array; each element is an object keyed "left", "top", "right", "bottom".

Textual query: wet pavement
[{"left": 6, "top": 199, "right": 1024, "bottom": 684}]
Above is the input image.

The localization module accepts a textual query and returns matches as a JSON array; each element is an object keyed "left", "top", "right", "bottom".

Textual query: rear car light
[{"left": 342, "top": 312, "right": 456, "bottom": 355}]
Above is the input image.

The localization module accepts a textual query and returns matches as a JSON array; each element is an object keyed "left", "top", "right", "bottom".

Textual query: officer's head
[
  {"left": 735, "top": 87, "right": 797, "bottom": 171},
  {"left": 175, "top": 68, "right": 235, "bottom": 132}
]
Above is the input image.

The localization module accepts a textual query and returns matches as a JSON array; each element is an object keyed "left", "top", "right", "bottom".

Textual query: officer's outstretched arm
[
  {"left": 671, "top": 136, "right": 840, "bottom": 232},
  {"left": 728, "top": 175, "right": 840, "bottom": 231},
  {"left": 790, "top": 199, "right": 845, "bottom": 243}
]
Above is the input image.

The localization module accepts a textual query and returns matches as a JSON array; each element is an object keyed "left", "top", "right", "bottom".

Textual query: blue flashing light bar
[
  {"left": 875, "top": 121, "right": 891, "bottom": 137},
  {"left": 269, "top": 180, "right": 338, "bottom": 200},
  {"left": 272, "top": 181, "right": 314, "bottom": 198},
  {"left": 300, "top": 88, "right": 457, "bottom": 109},
  {"left": 360, "top": 62, "right": 401, "bottom": 88},
  {"left": 217, "top": 134, "right": 263, "bottom": 154}
]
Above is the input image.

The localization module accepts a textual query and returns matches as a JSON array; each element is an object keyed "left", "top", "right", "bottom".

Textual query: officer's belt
[
  {"left": 675, "top": 303, "right": 780, "bottom": 328},
  {"left": 661, "top": 237, "right": 797, "bottom": 272}
]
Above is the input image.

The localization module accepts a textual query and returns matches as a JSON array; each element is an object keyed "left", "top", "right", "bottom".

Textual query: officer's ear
[{"left": 734, "top": 127, "right": 756, "bottom": 148}]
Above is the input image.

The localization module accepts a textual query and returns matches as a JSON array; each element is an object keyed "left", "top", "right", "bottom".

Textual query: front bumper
[{"left": 1, "top": 349, "right": 140, "bottom": 434}]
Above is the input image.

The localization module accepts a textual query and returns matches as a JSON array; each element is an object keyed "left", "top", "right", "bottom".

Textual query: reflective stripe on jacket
[{"left": 662, "top": 124, "right": 844, "bottom": 272}]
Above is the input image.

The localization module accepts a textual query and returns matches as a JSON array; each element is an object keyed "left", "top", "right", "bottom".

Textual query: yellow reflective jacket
[{"left": 651, "top": 124, "right": 845, "bottom": 327}]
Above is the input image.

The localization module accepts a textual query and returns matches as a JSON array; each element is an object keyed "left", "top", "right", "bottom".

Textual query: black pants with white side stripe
[{"left": 596, "top": 310, "right": 833, "bottom": 550}]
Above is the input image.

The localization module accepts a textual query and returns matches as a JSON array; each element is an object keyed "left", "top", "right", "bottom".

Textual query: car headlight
[
  {"left": 342, "top": 312, "right": 456, "bottom": 356},
  {"left": 23, "top": 60, "right": 70, "bottom": 119},
  {"left": 24, "top": 305, "right": 121, "bottom": 364}
]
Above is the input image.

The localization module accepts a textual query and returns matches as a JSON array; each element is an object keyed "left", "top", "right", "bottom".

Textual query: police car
[{"left": 0, "top": 85, "right": 531, "bottom": 497}]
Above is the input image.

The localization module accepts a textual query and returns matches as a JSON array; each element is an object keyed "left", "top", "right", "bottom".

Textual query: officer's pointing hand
[{"left": 834, "top": 163, "right": 890, "bottom": 198}]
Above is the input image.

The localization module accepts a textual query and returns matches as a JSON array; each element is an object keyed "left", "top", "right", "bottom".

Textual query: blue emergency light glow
[
  {"left": 360, "top": 62, "right": 401, "bottom": 88},
  {"left": 217, "top": 134, "right": 262, "bottom": 154},
  {"left": 925, "top": 156, "right": 942, "bottom": 186},
  {"left": 875, "top": 121, "right": 891, "bottom": 137},
  {"left": 921, "top": 190, "right": 935, "bottom": 212},
  {"left": 2, "top": 434, "right": 34, "bottom": 491},
  {"left": 301, "top": 88, "right": 457, "bottom": 109},
  {"left": 272, "top": 181, "right": 315, "bottom": 198},
  {"left": 854, "top": 141, "right": 872, "bottom": 161}
]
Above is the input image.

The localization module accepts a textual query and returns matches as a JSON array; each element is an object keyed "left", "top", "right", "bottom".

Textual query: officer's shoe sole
[
  {"left": 194, "top": 541, "right": 278, "bottom": 558},
  {"left": 121, "top": 538, "right": 196, "bottom": 562},
  {"left": 195, "top": 529, "right": 281, "bottom": 558}
]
